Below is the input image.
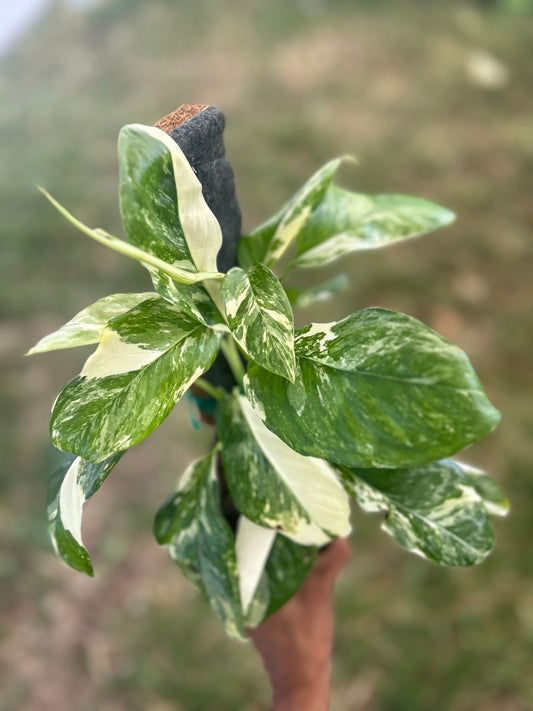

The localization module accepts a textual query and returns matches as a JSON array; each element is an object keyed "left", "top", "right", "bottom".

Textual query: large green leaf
[
  {"left": 286, "top": 274, "right": 349, "bottom": 310},
  {"left": 47, "top": 452, "right": 123, "bottom": 576},
  {"left": 290, "top": 187, "right": 455, "bottom": 269},
  {"left": 218, "top": 393, "right": 351, "bottom": 545},
  {"left": 51, "top": 298, "right": 220, "bottom": 462},
  {"left": 245, "top": 308, "right": 501, "bottom": 468},
  {"left": 337, "top": 459, "right": 501, "bottom": 566},
  {"left": 237, "top": 159, "right": 343, "bottom": 269},
  {"left": 27, "top": 293, "right": 157, "bottom": 354},
  {"left": 118, "top": 124, "right": 224, "bottom": 313},
  {"left": 221, "top": 264, "right": 296, "bottom": 381},
  {"left": 154, "top": 450, "right": 244, "bottom": 639}
]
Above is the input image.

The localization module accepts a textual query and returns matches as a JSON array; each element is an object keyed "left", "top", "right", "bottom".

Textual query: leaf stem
[
  {"left": 220, "top": 337, "right": 246, "bottom": 385},
  {"left": 194, "top": 378, "right": 226, "bottom": 401},
  {"left": 38, "top": 187, "right": 224, "bottom": 285}
]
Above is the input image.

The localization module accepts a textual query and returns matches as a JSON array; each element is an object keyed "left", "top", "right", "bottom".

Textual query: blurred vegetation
[{"left": 1, "top": 1, "right": 532, "bottom": 709}]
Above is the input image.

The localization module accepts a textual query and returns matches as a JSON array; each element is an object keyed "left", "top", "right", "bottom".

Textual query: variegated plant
[{"left": 29, "top": 124, "right": 507, "bottom": 639}]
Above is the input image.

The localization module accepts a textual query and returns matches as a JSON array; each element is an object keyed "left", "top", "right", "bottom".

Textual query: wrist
[{"left": 271, "top": 661, "right": 331, "bottom": 711}]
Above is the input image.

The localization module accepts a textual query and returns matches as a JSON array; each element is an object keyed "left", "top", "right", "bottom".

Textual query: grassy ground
[{"left": 1, "top": 1, "right": 532, "bottom": 709}]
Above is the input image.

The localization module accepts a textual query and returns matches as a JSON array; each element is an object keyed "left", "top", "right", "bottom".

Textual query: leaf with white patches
[
  {"left": 221, "top": 264, "right": 296, "bottom": 381},
  {"left": 118, "top": 124, "right": 224, "bottom": 314},
  {"left": 154, "top": 450, "right": 244, "bottom": 639},
  {"left": 245, "top": 308, "right": 501, "bottom": 469},
  {"left": 118, "top": 123, "right": 222, "bottom": 273},
  {"left": 51, "top": 298, "right": 220, "bottom": 462},
  {"left": 27, "top": 293, "right": 158, "bottom": 354},
  {"left": 237, "top": 159, "right": 344, "bottom": 269},
  {"left": 235, "top": 516, "right": 276, "bottom": 616},
  {"left": 337, "top": 459, "right": 498, "bottom": 566},
  {"left": 245, "top": 530, "right": 317, "bottom": 628},
  {"left": 286, "top": 274, "right": 349, "bottom": 310},
  {"left": 457, "top": 462, "right": 509, "bottom": 517},
  {"left": 218, "top": 393, "right": 351, "bottom": 546},
  {"left": 290, "top": 187, "right": 456, "bottom": 269},
  {"left": 47, "top": 452, "right": 123, "bottom": 576}
]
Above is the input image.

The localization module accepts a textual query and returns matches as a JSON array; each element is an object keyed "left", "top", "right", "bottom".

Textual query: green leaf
[
  {"left": 221, "top": 264, "right": 296, "bottom": 381},
  {"left": 47, "top": 451, "right": 123, "bottom": 576},
  {"left": 218, "top": 393, "right": 351, "bottom": 545},
  {"left": 337, "top": 459, "right": 498, "bottom": 566},
  {"left": 51, "top": 298, "right": 220, "bottom": 462},
  {"left": 154, "top": 449, "right": 244, "bottom": 639},
  {"left": 237, "top": 158, "right": 344, "bottom": 269},
  {"left": 245, "top": 308, "right": 501, "bottom": 468},
  {"left": 27, "top": 293, "right": 157, "bottom": 355},
  {"left": 290, "top": 187, "right": 456, "bottom": 269},
  {"left": 286, "top": 274, "right": 349, "bottom": 310}
]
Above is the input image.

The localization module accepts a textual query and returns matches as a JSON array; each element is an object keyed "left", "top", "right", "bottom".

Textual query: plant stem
[
  {"left": 194, "top": 378, "right": 226, "bottom": 401},
  {"left": 38, "top": 187, "right": 224, "bottom": 285},
  {"left": 221, "top": 337, "right": 246, "bottom": 385}
]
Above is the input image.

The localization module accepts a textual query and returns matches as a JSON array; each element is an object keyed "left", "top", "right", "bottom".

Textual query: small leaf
[
  {"left": 237, "top": 158, "right": 344, "bottom": 269},
  {"left": 286, "top": 274, "right": 349, "bottom": 310},
  {"left": 51, "top": 298, "right": 220, "bottom": 462},
  {"left": 47, "top": 451, "right": 123, "bottom": 575},
  {"left": 221, "top": 264, "right": 296, "bottom": 381},
  {"left": 154, "top": 450, "right": 244, "bottom": 639},
  {"left": 290, "top": 187, "right": 456, "bottom": 269},
  {"left": 234, "top": 516, "right": 276, "bottom": 616},
  {"left": 338, "top": 459, "right": 497, "bottom": 566},
  {"left": 27, "top": 293, "right": 157, "bottom": 355},
  {"left": 218, "top": 393, "right": 351, "bottom": 545},
  {"left": 245, "top": 308, "right": 501, "bottom": 468},
  {"left": 244, "top": 527, "right": 317, "bottom": 628}
]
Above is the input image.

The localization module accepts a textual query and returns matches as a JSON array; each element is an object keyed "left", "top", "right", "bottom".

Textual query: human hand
[{"left": 248, "top": 538, "right": 351, "bottom": 711}]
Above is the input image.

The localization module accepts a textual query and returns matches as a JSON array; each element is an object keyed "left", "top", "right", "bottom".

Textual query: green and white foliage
[
  {"left": 290, "top": 187, "right": 456, "bottom": 269},
  {"left": 218, "top": 393, "right": 351, "bottom": 546},
  {"left": 154, "top": 450, "right": 244, "bottom": 639},
  {"left": 245, "top": 308, "right": 500, "bottom": 469},
  {"left": 51, "top": 297, "right": 221, "bottom": 462},
  {"left": 27, "top": 293, "right": 157, "bottom": 354},
  {"left": 337, "top": 459, "right": 508, "bottom": 566},
  {"left": 221, "top": 264, "right": 296, "bottom": 381},
  {"left": 47, "top": 452, "right": 123, "bottom": 576},
  {"left": 33, "top": 121, "right": 506, "bottom": 637},
  {"left": 243, "top": 523, "right": 317, "bottom": 627},
  {"left": 237, "top": 158, "right": 343, "bottom": 269}
]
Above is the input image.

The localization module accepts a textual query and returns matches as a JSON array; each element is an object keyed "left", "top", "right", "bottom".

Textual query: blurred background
[{"left": 1, "top": 0, "right": 532, "bottom": 709}]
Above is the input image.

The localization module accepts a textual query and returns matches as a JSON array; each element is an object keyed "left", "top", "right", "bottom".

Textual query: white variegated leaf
[
  {"left": 27, "top": 293, "right": 157, "bottom": 354},
  {"left": 338, "top": 459, "right": 498, "bottom": 566},
  {"left": 286, "top": 274, "right": 349, "bottom": 310},
  {"left": 245, "top": 308, "right": 501, "bottom": 469},
  {"left": 154, "top": 450, "right": 244, "bottom": 639},
  {"left": 290, "top": 187, "right": 456, "bottom": 269},
  {"left": 235, "top": 516, "right": 277, "bottom": 615},
  {"left": 219, "top": 393, "right": 351, "bottom": 546},
  {"left": 51, "top": 297, "right": 221, "bottom": 462},
  {"left": 47, "top": 452, "right": 123, "bottom": 576},
  {"left": 237, "top": 159, "right": 345, "bottom": 269},
  {"left": 221, "top": 264, "right": 296, "bottom": 381}
]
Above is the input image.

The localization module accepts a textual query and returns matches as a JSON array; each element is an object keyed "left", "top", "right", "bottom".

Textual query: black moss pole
[{"left": 156, "top": 105, "right": 243, "bottom": 391}]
